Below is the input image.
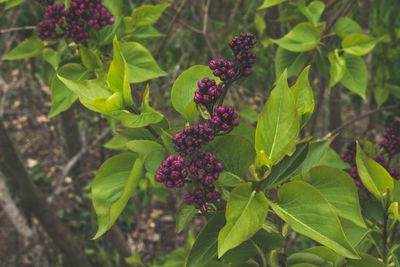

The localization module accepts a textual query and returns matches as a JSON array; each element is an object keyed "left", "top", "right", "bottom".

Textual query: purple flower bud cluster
[
  {"left": 194, "top": 78, "right": 224, "bottom": 108},
  {"left": 172, "top": 122, "right": 216, "bottom": 155},
  {"left": 380, "top": 121, "right": 400, "bottom": 156},
  {"left": 235, "top": 51, "right": 256, "bottom": 77},
  {"left": 194, "top": 33, "right": 257, "bottom": 114},
  {"left": 183, "top": 188, "right": 220, "bottom": 213},
  {"left": 209, "top": 59, "right": 236, "bottom": 81},
  {"left": 37, "top": 0, "right": 114, "bottom": 43},
  {"left": 38, "top": 3, "right": 66, "bottom": 40},
  {"left": 155, "top": 156, "right": 187, "bottom": 188},
  {"left": 229, "top": 32, "right": 258, "bottom": 54},
  {"left": 212, "top": 105, "right": 240, "bottom": 132},
  {"left": 156, "top": 33, "right": 257, "bottom": 212},
  {"left": 187, "top": 150, "right": 224, "bottom": 186}
]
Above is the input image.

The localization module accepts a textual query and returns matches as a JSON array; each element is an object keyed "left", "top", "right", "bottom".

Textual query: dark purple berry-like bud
[
  {"left": 380, "top": 121, "right": 400, "bottom": 156},
  {"left": 155, "top": 155, "right": 187, "bottom": 188},
  {"left": 37, "top": 3, "right": 66, "bottom": 40},
  {"left": 229, "top": 32, "right": 257, "bottom": 54},
  {"left": 209, "top": 59, "right": 236, "bottom": 82},
  {"left": 183, "top": 187, "right": 220, "bottom": 212},
  {"left": 172, "top": 122, "right": 216, "bottom": 155},
  {"left": 211, "top": 105, "right": 240, "bottom": 132},
  {"left": 194, "top": 77, "right": 224, "bottom": 107},
  {"left": 187, "top": 150, "right": 223, "bottom": 186}
]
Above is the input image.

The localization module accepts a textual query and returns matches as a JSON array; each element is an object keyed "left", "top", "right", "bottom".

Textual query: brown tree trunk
[
  {"left": 60, "top": 107, "right": 82, "bottom": 174},
  {"left": 329, "top": 86, "right": 343, "bottom": 151},
  {"left": 0, "top": 121, "right": 92, "bottom": 267}
]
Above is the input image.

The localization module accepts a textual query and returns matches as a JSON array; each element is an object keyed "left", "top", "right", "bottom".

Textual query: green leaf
[
  {"left": 295, "top": 136, "right": 335, "bottom": 174},
  {"left": 207, "top": 135, "right": 255, "bottom": 177},
  {"left": 107, "top": 37, "right": 134, "bottom": 107},
  {"left": 57, "top": 75, "right": 124, "bottom": 114},
  {"left": 187, "top": 213, "right": 225, "bottom": 267},
  {"left": 346, "top": 253, "right": 387, "bottom": 267},
  {"left": 342, "top": 33, "right": 378, "bottom": 56},
  {"left": 264, "top": 142, "right": 308, "bottom": 189},
  {"left": 104, "top": 128, "right": 154, "bottom": 150},
  {"left": 126, "top": 140, "right": 162, "bottom": 157},
  {"left": 4, "top": 0, "right": 24, "bottom": 10},
  {"left": 306, "top": 166, "right": 366, "bottom": 227},
  {"left": 102, "top": 0, "right": 123, "bottom": 17},
  {"left": 80, "top": 47, "right": 103, "bottom": 70},
  {"left": 373, "top": 87, "right": 389, "bottom": 107},
  {"left": 218, "top": 183, "right": 269, "bottom": 257},
  {"left": 275, "top": 47, "right": 308, "bottom": 78},
  {"left": 340, "top": 54, "right": 368, "bottom": 99},
  {"left": 271, "top": 181, "right": 359, "bottom": 259},
  {"left": 42, "top": 47, "right": 61, "bottom": 69},
  {"left": 128, "top": 25, "right": 164, "bottom": 39},
  {"left": 92, "top": 153, "right": 144, "bottom": 239},
  {"left": 319, "top": 148, "right": 349, "bottom": 170},
  {"left": 255, "top": 70, "right": 299, "bottom": 164},
  {"left": 130, "top": 3, "right": 170, "bottom": 27},
  {"left": 121, "top": 42, "right": 166, "bottom": 83},
  {"left": 272, "top": 23, "right": 320, "bottom": 52},
  {"left": 216, "top": 171, "right": 243, "bottom": 187},
  {"left": 298, "top": 1, "right": 325, "bottom": 26},
  {"left": 3, "top": 37, "right": 43, "bottom": 60},
  {"left": 254, "top": 13, "right": 266, "bottom": 37},
  {"left": 49, "top": 63, "right": 88, "bottom": 118},
  {"left": 291, "top": 66, "right": 314, "bottom": 126},
  {"left": 258, "top": 0, "right": 285, "bottom": 10},
  {"left": 171, "top": 65, "right": 214, "bottom": 121},
  {"left": 176, "top": 204, "right": 198, "bottom": 233},
  {"left": 328, "top": 50, "right": 346, "bottom": 87},
  {"left": 335, "top": 17, "right": 363, "bottom": 39},
  {"left": 355, "top": 142, "right": 394, "bottom": 199},
  {"left": 109, "top": 85, "right": 163, "bottom": 128}
]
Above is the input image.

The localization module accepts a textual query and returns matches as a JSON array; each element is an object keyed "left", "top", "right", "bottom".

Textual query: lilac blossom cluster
[
  {"left": 342, "top": 123, "right": 400, "bottom": 188},
  {"left": 37, "top": 0, "right": 114, "bottom": 43},
  {"left": 155, "top": 33, "right": 257, "bottom": 212}
]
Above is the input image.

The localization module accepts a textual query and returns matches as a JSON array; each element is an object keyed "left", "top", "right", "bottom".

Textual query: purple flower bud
[{"left": 211, "top": 105, "right": 240, "bottom": 132}]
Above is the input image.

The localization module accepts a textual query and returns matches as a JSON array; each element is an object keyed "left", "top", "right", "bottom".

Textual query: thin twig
[
  {"left": 47, "top": 128, "right": 111, "bottom": 202},
  {"left": 202, "top": 0, "right": 217, "bottom": 58},
  {"left": 155, "top": 0, "right": 187, "bottom": 58},
  {"left": 325, "top": 105, "right": 399, "bottom": 137},
  {"left": 0, "top": 25, "right": 35, "bottom": 34}
]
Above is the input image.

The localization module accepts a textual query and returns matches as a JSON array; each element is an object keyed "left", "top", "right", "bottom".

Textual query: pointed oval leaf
[
  {"left": 258, "top": 0, "right": 285, "bottom": 10},
  {"left": 275, "top": 46, "right": 308, "bottom": 78},
  {"left": 355, "top": 142, "right": 394, "bottom": 199},
  {"left": 340, "top": 55, "right": 368, "bottom": 99},
  {"left": 291, "top": 66, "right": 315, "bottom": 127},
  {"left": 342, "top": 33, "right": 378, "bottom": 56},
  {"left": 272, "top": 23, "right": 320, "bottom": 52},
  {"left": 306, "top": 166, "right": 366, "bottom": 227},
  {"left": 328, "top": 50, "right": 346, "bottom": 87},
  {"left": 3, "top": 37, "right": 44, "bottom": 60},
  {"left": 121, "top": 42, "right": 166, "bottom": 83},
  {"left": 256, "top": 71, "right": 300, "bottom": 164},
  {"left": 49, "top": 63, "right": 88, "bottom": 118},
  {"left": 218, "top": 183, "right": 269, "bottom": 257},
  {"left": 92, "top": 153, "right": 144, "bottom": 239},
  {"left": 271, "top": 181, "right": 359, "bottom": 259},
  {"left": 171, "top": 65, "right": 214, "bottom": 122},
  {"left": 207, "top": 135, "right": 255, "bottom": 177},
  {"left": 186, "top": 213, "right": 225, "bottom": 267},
  {"left": 335, "top": 17, "right": 362, "bottom": 39}
]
